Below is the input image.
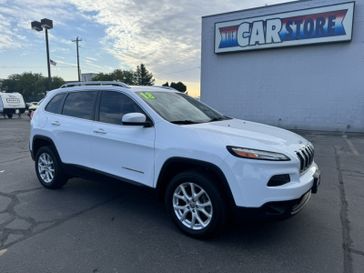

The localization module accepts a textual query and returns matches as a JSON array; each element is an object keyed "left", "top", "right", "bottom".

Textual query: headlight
[{"left": 227, "top": 146, "right": 290, "bottom": 161}]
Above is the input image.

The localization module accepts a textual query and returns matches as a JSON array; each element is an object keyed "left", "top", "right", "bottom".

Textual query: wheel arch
[
  {"left": 156, "top": 157, "right": 236, "bottom": 208},
  {"left": 31, "top": 135, "right": 62, "bottom": 162}
]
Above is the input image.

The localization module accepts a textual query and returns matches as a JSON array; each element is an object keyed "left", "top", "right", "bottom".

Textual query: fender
[{"left": 156, "top": 157, "right": 236, "bottom": 207}]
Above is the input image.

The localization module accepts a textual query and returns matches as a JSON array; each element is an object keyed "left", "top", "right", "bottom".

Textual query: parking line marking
[
  {"left": 0, "top": 170, "right": 4, "bottom": 173},
  {"left": 0, "top": 249, "right": 7, "bottom": 256},
  {"left": 343, "top": 135, "right": 359, "bottom": 156}
]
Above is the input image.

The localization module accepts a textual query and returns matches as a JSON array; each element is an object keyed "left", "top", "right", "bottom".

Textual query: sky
[{"left": 0, "top": 0, "right": 294, "bottom": 96}]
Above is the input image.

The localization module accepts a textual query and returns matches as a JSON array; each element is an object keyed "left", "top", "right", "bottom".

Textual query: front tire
[
  {"left": 165, "top": 171, "right": 227, "bottom": 238},
  {"left": 35, "top": 146, "right": 68, "bottom": 189}
]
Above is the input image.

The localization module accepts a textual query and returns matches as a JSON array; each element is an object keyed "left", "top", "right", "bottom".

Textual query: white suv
[{"left": 30, "top": 81, "right": 320, "bottom": 238}]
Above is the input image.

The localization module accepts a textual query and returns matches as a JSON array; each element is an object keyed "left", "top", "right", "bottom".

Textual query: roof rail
[{"left": 60, "top": 81, "right": 130, "bottom": 88}]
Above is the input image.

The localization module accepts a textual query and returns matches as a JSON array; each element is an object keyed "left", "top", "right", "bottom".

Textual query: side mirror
[{"left": 122, "top": 113, "right": 152, "bottom": 127}]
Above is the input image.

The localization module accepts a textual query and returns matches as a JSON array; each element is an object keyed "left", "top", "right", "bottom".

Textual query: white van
[{"left": 0, "top": 92, "right": 26, "bottom": 119}]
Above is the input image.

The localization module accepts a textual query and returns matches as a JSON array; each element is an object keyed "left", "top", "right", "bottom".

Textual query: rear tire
[
  {"left": 7, "top": 113, "right": 13, "bottom": 119},
  {"left": 35, "top": 146, "right": 68, "bottom": 189},
  {"left": 165, "top": 171, "right": 227, "bottom": 238}
]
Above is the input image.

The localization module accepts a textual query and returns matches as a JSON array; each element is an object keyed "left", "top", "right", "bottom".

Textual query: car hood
[{"left": 187, "top": 118, "right": 309, "bottom": 152}]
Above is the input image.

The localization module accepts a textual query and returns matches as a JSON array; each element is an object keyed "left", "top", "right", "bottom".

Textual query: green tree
[
  {"left": 93, "top": 69, "right": 135, "bottom": 85},
  {"left": 162, "top": 82, "right": 169, "bottom": 87},
  {"left": 50, "top": 77, "right": 65, "bottom": 90},
  {"left": 135, "top": 64, "right": 155, "bottom": 86},
  {"left": 1, "top": 73, "right": 64, "bottom": 102},
  {"left": 92, "top": 72, "right": 114, "bottom": 81},
  {"left": 113, "top": 69, "right": 135, "bottom": 85},
  {"left": 170, "top": 81, "right": 187, "bottom": 92}
]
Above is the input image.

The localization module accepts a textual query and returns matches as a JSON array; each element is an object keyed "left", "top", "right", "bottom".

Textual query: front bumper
[
  {"left": 224, "top": 156, "right": 320, "bottom": 207},
  {"left": 311, "top": 168, "right": 321, "bottom": 194},
  {"left": 235, "top": 169, "right": 321, "bottom": 218},
  {"left": 261, "top": 189, "right": 312, "bottom": 217},
  {"left": 234, "top": 189, "right": 313, "bottom": 220}
]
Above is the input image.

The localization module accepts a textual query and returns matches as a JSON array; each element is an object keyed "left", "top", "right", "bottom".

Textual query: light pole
[{"left": 31, "top": 18, "right": 53, "bottom": 88}]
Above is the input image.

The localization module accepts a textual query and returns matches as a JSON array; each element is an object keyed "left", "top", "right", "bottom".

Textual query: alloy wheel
[
  {"left": 173, "top": 182, "right": 213, "bottom": 230},
  {"left": 38, "top": 152, "right": 55, "bottom": 183}
]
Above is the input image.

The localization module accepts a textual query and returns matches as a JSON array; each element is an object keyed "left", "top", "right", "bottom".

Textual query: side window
[
  {"left": 45, "top": 93, "right": 65, "bottom": 114},
  {"left": 99, "top": 91, "right": 143, "bottom": 125},
  {"left": 62, "top": 91, "right": 97, "bottom": 120}
]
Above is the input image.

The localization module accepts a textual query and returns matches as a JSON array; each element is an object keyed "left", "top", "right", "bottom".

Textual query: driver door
[{"left": 89, "top": 90, "right": 155, "bottom": 187}]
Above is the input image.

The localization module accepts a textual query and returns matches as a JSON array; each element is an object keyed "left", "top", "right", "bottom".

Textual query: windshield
[{"left": 137, "top": 91, "right": 229, "bottom": 124}]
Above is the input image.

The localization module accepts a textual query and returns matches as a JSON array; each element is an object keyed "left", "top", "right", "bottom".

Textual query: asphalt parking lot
[{"left": 0, "top": 118, "right": 363, "bottom": 273}]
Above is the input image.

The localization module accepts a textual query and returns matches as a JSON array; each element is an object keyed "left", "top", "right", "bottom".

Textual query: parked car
[
  {"left": 26, "top": 101, "right": 38, "bottom": 108},
  {"left": 29, "top": 81, "right": 320, "bottom": 238},
  {"left": 27, "top": 100, "right": 43, "bottom": 119},
  {"left": 0, "top": 92, "right": 26, "bottom": 118}
]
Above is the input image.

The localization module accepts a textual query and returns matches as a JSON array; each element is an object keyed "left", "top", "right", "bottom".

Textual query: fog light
[{"left": 267, "top": 174, "right": 290, "bottom": 187}]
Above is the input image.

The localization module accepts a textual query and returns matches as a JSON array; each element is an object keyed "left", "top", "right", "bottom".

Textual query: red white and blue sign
[{"left": 215, "top": 2, "right": 354, "bottom": 53}]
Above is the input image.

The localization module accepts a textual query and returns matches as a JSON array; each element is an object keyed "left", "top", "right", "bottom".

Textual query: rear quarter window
[{"left": 45, "top": 93, "right": 66, "bottom": 114}]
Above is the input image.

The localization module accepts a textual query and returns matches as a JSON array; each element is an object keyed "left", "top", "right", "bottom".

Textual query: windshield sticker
[{"left": 140, "top": 92, "right": 156, "bottom": 100}]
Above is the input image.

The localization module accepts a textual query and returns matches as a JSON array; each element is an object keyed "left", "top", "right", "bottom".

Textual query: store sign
[{"left": 215, "top": 2, "right": 355, "bottom": 53}]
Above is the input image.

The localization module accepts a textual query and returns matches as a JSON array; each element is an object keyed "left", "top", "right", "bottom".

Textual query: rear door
[
  {"left": 89, "top": 90, "right": 155, "bottom": 187},
  {"left": 49, "top": 90, "right": 98, "bottom": 167}
]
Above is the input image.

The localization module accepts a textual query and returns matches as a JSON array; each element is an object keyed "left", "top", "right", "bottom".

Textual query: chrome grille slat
[
  {"left": 297, "top": 152, "right": 304, "bottom": 170},
  {"left": 309, "top": 145, "right": 315, "bottom": 160},
  {"left": 296, "top": 145, "right": 315, "bottom": 173},
  {"left": 305, "top": 147, "right": 311, "bottom": 167},
  {"left": 302, "top": 149, "right": 309, "bottom": 168}
]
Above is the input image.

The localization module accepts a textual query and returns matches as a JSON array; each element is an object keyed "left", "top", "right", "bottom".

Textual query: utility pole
[{"left": 72, "top": 37, "right": 82, "bottom": 81}]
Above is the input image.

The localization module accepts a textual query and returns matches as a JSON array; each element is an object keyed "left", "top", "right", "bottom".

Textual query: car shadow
[{"left": 66, "top": 174, "right": 305, "bottom": 247}]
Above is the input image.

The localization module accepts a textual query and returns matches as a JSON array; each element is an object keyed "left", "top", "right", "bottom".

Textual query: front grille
[{"left": 296, "top": 145, "right": 314, "bottom": 173}]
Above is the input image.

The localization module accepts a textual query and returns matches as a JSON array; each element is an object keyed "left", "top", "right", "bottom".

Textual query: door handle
[
  {"left": 51, "top": 121, "right": 61, "bottom": 126},
  {"left": 93, "top": 129, "right": 107, "bottom": 135}
]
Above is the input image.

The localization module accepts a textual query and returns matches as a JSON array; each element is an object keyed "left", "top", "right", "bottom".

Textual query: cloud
[
  {"left": 0, "top": 0, "right": 74, "bottom": 51},
  {"left": 0, "top": 13, "right": 26, "bottom": 50},
  {"left": 0, "top": 0, "right": 294, "bottom": 84},
  {"left": 70, "top": 0, "right": 294, "bottom": 82},
  {"left": 85, "top": 56, "right": 98, "bottom": 62}
]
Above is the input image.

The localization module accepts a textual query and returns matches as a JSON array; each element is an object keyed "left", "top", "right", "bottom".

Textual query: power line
[{"left": 72, "top": 37, "right": 82, "bottom": 81}]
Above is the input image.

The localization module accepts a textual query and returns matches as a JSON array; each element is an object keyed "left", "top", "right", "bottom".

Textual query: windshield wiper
[
  {"left": 170, "top": 120, "right": 200, "bottom": 125},
  {"left": 208, "top": 116, "right": 231, "bottom": 122}
]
